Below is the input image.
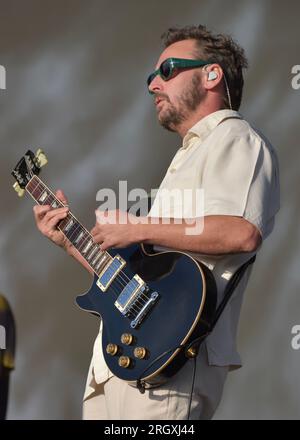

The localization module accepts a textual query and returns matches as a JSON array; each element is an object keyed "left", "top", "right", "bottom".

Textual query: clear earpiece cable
[{"left": 223, "top": 74, "right": 233, "bottom": 110}]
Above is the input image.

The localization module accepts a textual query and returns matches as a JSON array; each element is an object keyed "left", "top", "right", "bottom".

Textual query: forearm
[{"left": 139, "top": 215, "right": 260, "bottom": 255}]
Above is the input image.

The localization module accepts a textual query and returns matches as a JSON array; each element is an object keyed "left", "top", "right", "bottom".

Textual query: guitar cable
[
  {"left": 187, "top": 356, "right": 197, "bottom": 420},
  {"left": 136, "top": 332, "right": 209, "bottom": 419}
]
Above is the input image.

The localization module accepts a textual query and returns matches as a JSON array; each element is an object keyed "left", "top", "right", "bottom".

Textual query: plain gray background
[{"left": 0, "top": 0, "right": 299, "bottom": 419}]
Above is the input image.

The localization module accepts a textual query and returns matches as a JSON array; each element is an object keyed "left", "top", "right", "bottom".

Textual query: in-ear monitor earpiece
[{"left": 208, "top": 71, "right": 218, "bottom": 81}]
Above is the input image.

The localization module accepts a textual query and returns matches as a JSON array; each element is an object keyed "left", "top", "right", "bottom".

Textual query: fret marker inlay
[
  {"left": 87, "top": 247, "right": 98, "bottom": 261},
  {"left": 83, "top": 240, "right": 93, "bottom": 254},
  {"left": 64, "top": 218, "right": 74, "bottom": 232},
  {"left": 75, "top": 231, "right": 84, "bottom": 244},
  {"left": 95, "top": 254, "right": 108, "bottom": 271},
  {"left": 39, "top": 191, "right": 48, "bottom": 202}
]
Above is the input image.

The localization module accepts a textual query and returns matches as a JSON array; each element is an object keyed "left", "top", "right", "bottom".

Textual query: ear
[{"left": 202, "top": 64, "right": 224, "bottom": 90}]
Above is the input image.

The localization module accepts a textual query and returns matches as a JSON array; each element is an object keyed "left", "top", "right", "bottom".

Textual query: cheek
[
  {"left": 167, "top": 76, "right": 190, "bottom": 103},
  {"left": 164, "top": 86, "right": 180, "bottom": 106}
]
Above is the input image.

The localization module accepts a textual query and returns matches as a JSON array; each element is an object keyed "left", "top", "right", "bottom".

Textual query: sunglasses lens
[
  {"left": 147, "top": 73, "right": 156, "bottom": 87},
  {"left": 147, "top": 59, "right": 177, "bottom": 90},
  {"left": 160, "top": 60, "right": 172, "bottom": 80}
]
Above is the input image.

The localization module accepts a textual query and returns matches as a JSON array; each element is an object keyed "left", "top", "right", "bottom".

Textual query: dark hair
[{"left": 161, "top": 25, "right": 249, "bottom": 110}]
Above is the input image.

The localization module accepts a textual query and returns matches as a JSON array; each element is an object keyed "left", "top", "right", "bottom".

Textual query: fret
[
  {"left": 43, "top": 193, "right": 56, "bottom": 206},
  {"left": 72, "top": 230, "right": 93, "bottom": 254},
  {"left": 39, "top": 190, "right": 49, "bottom": 203},
  {"left": 74, "top": 231, "right": 84, "bottom": 245},
  {"left": 27, "top": 177, "right": 43, "bottom": 201},
  {"left": 58, "top": 215, "right": 71, "bottom": 231},
  {"left": 28, "top": 179, "right": 54, "bottom": 208},
  {"left": 76, "top": 232, "right": 91, "bottom": 253},
  {"left": 36, "top": 183, "right": 47, "bottom": 200},
  {"left": 64, "top": 218, "right": 75, "bottom": 232},
  {"left": 86, "top": 246, "right": 98, "bottom": 262},
  {"left": 51, "top": 200, "right": 60, "bottom": 208},
  {"left": 26, "top": 177, "right": 37, "bottom": 194},
  {"left": 82, "top": 239, "right": 93, "bottom": 254},
  {"left": 91, "top": 252, "right": 102, "bottom": 267},
  {"left": 63, "top": 220, "right": 80, "bottom": 244},
  {"left": 95, "top": 253, "right": 111, "bottom": 274},
  {"left": 94, "top": 253, "right": 108, "bottom": 272},
  {"left": 62, "top": 221, "right": 85, "bottom": 248}
]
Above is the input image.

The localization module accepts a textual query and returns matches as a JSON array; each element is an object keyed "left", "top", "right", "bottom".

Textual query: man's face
[{"left": 148, "top": 40, "right": 206, "bottom": 132}]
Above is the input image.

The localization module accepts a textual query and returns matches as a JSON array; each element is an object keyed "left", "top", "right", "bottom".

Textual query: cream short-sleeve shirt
[{"left": 84, "top": 109, "right": 280, "bottom": 398}]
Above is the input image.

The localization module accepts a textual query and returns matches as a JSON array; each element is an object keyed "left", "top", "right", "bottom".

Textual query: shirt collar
[{"left": 182, "top": 110, "right": 243, "bottom": 150}]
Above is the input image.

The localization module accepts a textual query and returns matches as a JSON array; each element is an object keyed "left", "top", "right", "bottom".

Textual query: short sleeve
[{"left": 202, "top": 127, "right": 280, "bottom": 240}]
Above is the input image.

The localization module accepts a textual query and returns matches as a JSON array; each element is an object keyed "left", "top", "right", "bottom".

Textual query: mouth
[{"left": 155, "top": 97, "right": 167, "bottom": 108}]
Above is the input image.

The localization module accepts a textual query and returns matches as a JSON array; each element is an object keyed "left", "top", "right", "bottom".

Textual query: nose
[{"left": 148, "top": 73, "right": 164, "bottom": 95}]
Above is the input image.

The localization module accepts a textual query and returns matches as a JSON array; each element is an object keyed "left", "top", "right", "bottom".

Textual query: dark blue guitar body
[{"left": 76, "top": 244, "right": 217, "bottom": 384}]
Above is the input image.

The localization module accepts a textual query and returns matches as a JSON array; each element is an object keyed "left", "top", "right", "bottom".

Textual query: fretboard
[{"left": 26, "top": 175, "right": 112, "bottom": 275}]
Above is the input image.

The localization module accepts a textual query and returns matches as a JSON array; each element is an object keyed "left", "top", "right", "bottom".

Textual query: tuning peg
[
  {"left": 13, "top": 182, "right": 25, "bottom": 197},
  {"left": 34, "top": 149, "right": 48, "bottom": 168}
]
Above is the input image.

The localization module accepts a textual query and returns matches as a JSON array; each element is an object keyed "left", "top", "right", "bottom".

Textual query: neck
[{"left": 176, "top": 101, "right": 224, "bottom": 138}]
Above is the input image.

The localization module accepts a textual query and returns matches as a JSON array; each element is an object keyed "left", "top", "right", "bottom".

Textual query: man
[{"left": 33, "top": 25, "right": 280, "bottom": 419}]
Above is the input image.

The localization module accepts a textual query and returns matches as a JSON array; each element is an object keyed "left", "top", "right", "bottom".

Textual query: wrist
[{"left": 136, "top": 217, "right": 151, "bottom": 243}]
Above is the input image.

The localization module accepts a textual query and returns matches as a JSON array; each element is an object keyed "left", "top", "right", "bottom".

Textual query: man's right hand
[{"left": 33, "top": 189, "right": 70, "bottom": 250}]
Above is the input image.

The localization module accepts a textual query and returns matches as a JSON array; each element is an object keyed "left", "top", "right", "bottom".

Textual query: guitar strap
[
  {"left": 208, "top": 254, "right": 256, "bottom": 334},
  {"left": 183, "top": 253, "right": 256, "bottom": 358}
]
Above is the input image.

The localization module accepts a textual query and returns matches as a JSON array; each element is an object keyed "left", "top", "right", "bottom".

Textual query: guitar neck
[{"left": 26, "top": 174, "right": 112, "bottom": 276}]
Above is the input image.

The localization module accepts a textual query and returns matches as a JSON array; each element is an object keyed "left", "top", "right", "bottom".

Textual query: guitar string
[{"left": 28, "top": 177, "right": 151, "bottom": 310}]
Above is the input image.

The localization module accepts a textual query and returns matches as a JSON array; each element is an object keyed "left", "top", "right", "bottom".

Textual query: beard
[{"left": 157, "top": 73, "right": 205, "bottom": 132}]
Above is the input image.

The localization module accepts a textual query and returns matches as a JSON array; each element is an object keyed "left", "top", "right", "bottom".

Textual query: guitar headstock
[{"left": 11, "top": 149, "right": 48, "bottom": 197}]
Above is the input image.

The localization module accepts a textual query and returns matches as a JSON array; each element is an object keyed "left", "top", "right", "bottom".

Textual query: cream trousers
[{"left": 82, "top": 344, "right": 228, "bottom": 420}]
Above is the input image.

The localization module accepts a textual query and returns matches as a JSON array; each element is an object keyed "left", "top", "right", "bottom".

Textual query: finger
[
  {"left": 100, "top": 241, "right": 109, "bottom": 252},
  {"left": 43, "top": 207, "right": 69, "bottom": 222},
  {"left": 33, "top": 205, "right": 52, "bottom": 221},
  {"left": 91, "top": 225, "right": 101, "bottom": 235},
  {"left": 100, "top": 239, "right": 115, "bottom": 252},
  {"left": 56, "top": 189, "right": 69, "bottom": 205},
  {"left": 46, "top": 211, "right": 69, "bottom": 230},
  {"left": 92, "top": 233, "right": 104, "bottom": 244}
]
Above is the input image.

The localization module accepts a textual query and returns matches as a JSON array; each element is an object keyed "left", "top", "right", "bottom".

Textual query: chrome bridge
[{"left": 114, "top": 274, "right": 159, "bottom": 329}]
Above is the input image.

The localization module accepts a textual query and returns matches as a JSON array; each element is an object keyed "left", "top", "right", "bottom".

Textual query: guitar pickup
[
  {"left": 114, "top": 274, "right": 146, "bottom": 314},
  {"left": 114, "top": 274, "right": 159, "bottom": 328},
  {"left": 96, "top": 255, "right": 126, "bottom": 292}
]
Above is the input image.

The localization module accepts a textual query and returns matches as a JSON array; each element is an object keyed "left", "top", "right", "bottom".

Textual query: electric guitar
[{"left": 12, "top": 150, "right": 217, "bottom": 385}]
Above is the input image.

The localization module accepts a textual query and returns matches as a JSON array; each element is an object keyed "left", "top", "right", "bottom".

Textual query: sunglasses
[{"left": 147, "top": 57, "right": 213, "bottom": 92}]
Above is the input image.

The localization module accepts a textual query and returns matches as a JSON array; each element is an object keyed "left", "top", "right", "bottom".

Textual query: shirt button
[{"left": 169, "top": 167, "right": 176, "bottom": 173}]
